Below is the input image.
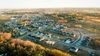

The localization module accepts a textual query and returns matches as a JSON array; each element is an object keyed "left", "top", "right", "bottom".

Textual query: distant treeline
[{"left": 3, "top": 12, "right": 41, "bottom": 15}]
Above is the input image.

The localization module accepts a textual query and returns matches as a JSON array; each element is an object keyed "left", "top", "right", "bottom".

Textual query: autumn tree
[{"left": 74, "top": 25, "right": 82, "bottom": 28}]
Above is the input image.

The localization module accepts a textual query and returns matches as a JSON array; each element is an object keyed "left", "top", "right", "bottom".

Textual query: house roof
[
  {"left": 46, "top": 41, "right": 55, "bottom": 45},
  {"left": 85, "top": 37, "right": 91, "bottom": 40},
  {"left": 66, "top": 38, "right": 72, "bottom": 41},
  {"left": 81, "top": 37, "right": 91, "bottom": 47},
  {"left": 31, "top": 34, "right": 34, "bottom": 36},
  {"left": 35, "top": 35, "right": 38, "bottom": 37},
  {"left": 70, "top": 33, "right": 75, "bottom": 35},
  {"left": 71, "top": 47, "right": 78, "bottom": 50}
]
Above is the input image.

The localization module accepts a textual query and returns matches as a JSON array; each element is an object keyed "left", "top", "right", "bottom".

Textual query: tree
[
  {"left": 16, "top": 33, "right": 19, "bottom": 37},
  {"left": 0, "top": 47, "right": 5, "bottom": 53},
  {"left": 10, "top": 50, "right": 17, "bottom": 56},
  {"left": 0, "top": 41, "right": 3, "bottom": 46},
  {"left": 12, "top": 33, "right": 15, "bottom": 37},
  {"left": 10, "top": 43, "right": 15, "bottom": 50},
  {"left": 24, "top": 25, "right": 26, "bottom": 27},
  {"left": 74, "top": 25, "right": 82, "bottom": 28},
  {"left": 75, "top": 19, "right": 79, "bottom": 22},
  {"left": 23, "top": 50, "right": 31, "bottom": 56}
]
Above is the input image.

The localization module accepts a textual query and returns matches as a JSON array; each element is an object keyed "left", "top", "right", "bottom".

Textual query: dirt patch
[
  {"left": 77, "top": 50, "right": 90, "bottom": 56},
  {"left": 69, "top": 28, "right": 94, "bottom": 34},
  {"left": 91, "top": 19, "right": 100, "bottom": 22},
  {"left": 40, "top": 40, "right": 71, "bottom": 52}
]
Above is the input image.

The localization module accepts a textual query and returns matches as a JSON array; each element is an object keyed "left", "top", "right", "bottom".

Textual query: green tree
[
  {"left": 0, "top": 47, "right": 5, "bottom": 53},
  {"left": 23, "top": 50, "right": 31, "bottom": 56}
]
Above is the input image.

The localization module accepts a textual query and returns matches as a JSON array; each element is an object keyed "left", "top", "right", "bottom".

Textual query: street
[{"left": 17, "top": 19, "right": 99, "bottom": 53}]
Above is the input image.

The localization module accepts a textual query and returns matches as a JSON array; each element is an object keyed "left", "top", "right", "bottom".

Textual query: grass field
[
  {"left": 0, "top": 27, "right": 3, "bottom": 32},
  {"left": 0, "top": 14, "right": 21, "bottom": 20},
  {"left": 46, "top": 14, "right": 100, "bottom": 33},
  {"left": 0, "top": 15, "right": 10, "bottom": 20},
  {"left": 64, "top": 20, "right": 100, "bottom": 33}
]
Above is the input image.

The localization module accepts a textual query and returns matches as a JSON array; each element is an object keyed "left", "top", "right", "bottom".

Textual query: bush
[{"left": 74, "top": 25, "right": 82, "bottom": 28}]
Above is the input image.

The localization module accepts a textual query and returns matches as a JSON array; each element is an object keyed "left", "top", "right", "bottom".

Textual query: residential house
[
  {"left": 23, "top": 21, "right": 31, "bottom": 25},
  {"left": 65, "top": 38, "right": 73, "bottom": 43},
  {"left": 19, "top": 32, "right": 25, "bottom": 35},
  {"left": 56, "top": 30, "right": 59, "bottom": 34},
  {"left": 66, "top": 32, "right": 70, "bottom": 36},
  {"left": 37, "top": 31, "right": 52, "bottom": 38},
  {"left": 13, "top": 27, "right": 19, "bottom": 32},
  {"left": 62, "top": 31, "right": 66, "bottom": 35},
  {"left": 70, "top": 33, "right": 76, "bottom": 37},
  {"left": 46, "top": 41, "right": 55, "bottom": 45},
  {"left": 35, "top": 37, "right": 44, "bottom": 41},
  {"left": 27, "top": 28, "right": 32, "bottom": 31},
  {"left": 70, "top": 47, "right": 78, "bottom": 52},
  {"left": 27, "top": 34, "right": 44, "bottom": 41},
  {"left": 45, "top": 33, "right": 52, "bottom": 38},
  {"left": 58, "top": 30, "right": 62, "bottom": 34},
  {"left": 0, "top": 54, "right": 3, "bottom": 56},
  {"left": 81, "top": 37, "right": 91, "bottom": 47},
  {"left": 16, "top": 31, "right": 25, "bottom": 36}
]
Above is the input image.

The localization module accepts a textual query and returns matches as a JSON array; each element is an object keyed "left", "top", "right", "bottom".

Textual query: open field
[
  {"left": 0, "top": 14, "right": 23, "bottom": 20},
  {"left": 91, "top": 19, "right": 100, "bottom": 22},
  {"left": 45, "top": 15, "right": 100, "bottom": 33},
  {"left": 40, "top": 40, "right": 71, "bottom": 52},
  {"left": 65, "top": 20, "right": 100, "bottom": 33},
  {"left": 70, "top": 28, "right": 94, "bottom": 34},
  {"left": 0, "top": 15, "right": 11, "bottom": 20}
]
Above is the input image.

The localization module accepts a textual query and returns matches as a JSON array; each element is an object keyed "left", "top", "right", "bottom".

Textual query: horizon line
[{"left": 0, "top": 7, "right": 100, "bottom": 10}]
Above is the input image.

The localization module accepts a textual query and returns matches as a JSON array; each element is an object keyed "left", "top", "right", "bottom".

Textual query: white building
[
  {"left": 65, "top": 40, "right": 71, "bottom": 43},
  {"left": 46, "top": 41, "right": 55, "bottom": 45}
]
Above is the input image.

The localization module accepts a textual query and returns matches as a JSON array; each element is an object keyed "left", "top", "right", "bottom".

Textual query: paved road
[
  {"left": 17, "top": 28, "right": 44, "bottom": 39},
  {"left": 48, "top": 38, "right": 96, "bottom": 53},
  {"left": 17, "top": 21, "right": 55, "bottom": 39},
  {"left": 83, "top": 34, "right": 98, "bottom": 36},
  {"left": 17, "top": 19, "right": 98, "bottom": 53},
  {"left": 72, "top": 30, "right": 83, "bottom": 45},
  {"left": 47, "top": 29, "right": 97, "bottom": 53}
]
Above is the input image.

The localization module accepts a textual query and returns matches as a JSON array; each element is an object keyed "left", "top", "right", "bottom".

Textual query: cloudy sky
[{"left": 0, "top": 0, "right": 100, "bottom": 9}]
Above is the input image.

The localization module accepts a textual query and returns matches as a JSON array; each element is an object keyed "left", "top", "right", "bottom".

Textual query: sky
[{"left": 0, "top": 0, "right": 100, "bottom": 9}]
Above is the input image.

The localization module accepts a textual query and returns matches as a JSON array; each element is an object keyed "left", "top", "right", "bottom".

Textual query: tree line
[{"left": 0, "top": 32, "right": 71, "bottom": 56}]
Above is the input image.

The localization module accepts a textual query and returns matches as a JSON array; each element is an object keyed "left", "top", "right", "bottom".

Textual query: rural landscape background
[{"left": 0, "top": 0, "right": 100, "bottom": 56}]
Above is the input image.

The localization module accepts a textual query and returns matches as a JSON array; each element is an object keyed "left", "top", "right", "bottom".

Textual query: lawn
[{"left": 68, "top": 51, "right": 78, "bottom": 56}]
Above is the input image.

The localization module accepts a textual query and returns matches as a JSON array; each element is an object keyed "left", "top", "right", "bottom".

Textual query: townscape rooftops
[
  {"left": 38, "top": 31, "right": 51, "bottom": 35},
  {"left": 81, "top": 37, "right": 91, "bottom": 47},
  {"left": 29, "top": 34, "right": 44, "bottom": 39}
]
